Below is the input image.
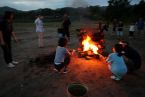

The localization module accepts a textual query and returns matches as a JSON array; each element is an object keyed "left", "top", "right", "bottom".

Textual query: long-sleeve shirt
[{"left": 106, "top": 53, "right": 127, "bottom": 76}]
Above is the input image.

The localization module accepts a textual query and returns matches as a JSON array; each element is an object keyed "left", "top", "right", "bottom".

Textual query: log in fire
[{"left": 76, "top": 27, "right": 105, "bottom": 59}]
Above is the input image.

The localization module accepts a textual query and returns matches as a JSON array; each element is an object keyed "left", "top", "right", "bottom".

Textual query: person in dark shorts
[{"left": 54, "top": 38, "right": 71, "bottom": 73}]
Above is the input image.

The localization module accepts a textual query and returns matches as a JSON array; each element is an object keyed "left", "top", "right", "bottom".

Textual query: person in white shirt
[
  {"left": 129, "top": 23, "right": 135, "bottom": 38},
  {"left": 34, "top": 15, "right": 44, "bottom": 47},
  {"left": 106, "top": 44, "right": 127, "bottom": 81},
  {"left": 54, "top": 38, "right": 71, "bottom": 73}
]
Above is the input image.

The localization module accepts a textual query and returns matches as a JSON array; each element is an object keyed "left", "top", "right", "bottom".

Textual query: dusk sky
[{"left": 0, "top": 0, "right": 139, "bottom": 11}]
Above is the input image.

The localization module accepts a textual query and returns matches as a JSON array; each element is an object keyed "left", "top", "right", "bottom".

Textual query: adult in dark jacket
[
  {"left": 62, "top": 14, "right": 71, "bottom": 41},
  {"left": 0, "top": 11, "right": 18, "bottom": 68},
  {"left": 119, "top": 41, "right": 141, "bottom": 72}
]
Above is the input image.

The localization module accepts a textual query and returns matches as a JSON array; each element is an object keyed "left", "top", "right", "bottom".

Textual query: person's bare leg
[{"left": 38, "top": 32, "right": 44, "bottom": 47}]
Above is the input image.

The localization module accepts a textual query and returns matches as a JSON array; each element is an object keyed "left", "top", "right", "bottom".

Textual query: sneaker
[
  {"left": 8, "top": 63, "right": 15, "bottom": 68},
  {"left": 53, "top": 68, "right": 60, "bottom": 73},
  {"left": 63, "top": 69, "right": 68, "bottom": 74},
  {"left": 110, "top": 75, "right": 121, "bottom": 81},
  {"left": 114, "top": 77, "right": 121, "bottom": 81},
  {"left": 12, "top": 61, "right": 19, "bottom": 65},
  {"left": 110, "top": 75, "right": 116, "bottom": 79},
  {"left": 63, "top": 71, "right": 67, "bottom": 74}
]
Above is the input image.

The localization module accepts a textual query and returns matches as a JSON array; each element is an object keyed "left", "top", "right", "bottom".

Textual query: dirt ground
[{"left": 0, "top": 22, "right": 145, "bottom": 97}]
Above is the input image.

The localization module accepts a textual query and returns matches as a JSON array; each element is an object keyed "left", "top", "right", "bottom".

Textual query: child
[
  {"left": 106, "top": 44, "right": 127, "bottom": 81},
  {"left": 54, "top": 38, "right": 71, "bottom": 73},
  {"left": 129, "top": 23, "right": 135, "bottom": 39},
  {"left": 112, "top": 19, "right": 118, "bottom": 35},
  {"left": 117, "top": 21, "right": 124, "bottom": 39}
]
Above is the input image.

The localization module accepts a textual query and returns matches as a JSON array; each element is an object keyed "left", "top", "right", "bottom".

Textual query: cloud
[
  {"left": 13, "top": 1, "right": 45, "bottom": 6},
  {"left": 0, "top": 0, "right": 139, "bottom": 11},
  {"left": 12, "top": 0, "right": 67, "bottom": 9},
  {"left": 12, "top": 0, "right": 67, "bottom": 4},
  {"left": 0, "top": 0, "right": 67, "bottom": 10}
]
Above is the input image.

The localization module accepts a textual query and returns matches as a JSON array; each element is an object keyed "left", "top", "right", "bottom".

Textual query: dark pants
[
  {"left": 1, "top": 42, "right": 12, "bottom": 64},
  {"left": 129, "top": 31, "right": 134, "bottom": 37},
  {"left": 137, "top": 28, "right": 143, "bottom": 34},
  {"left": 64, "top": 28, "right": 70, "bottom": 40},
  {"left": 113, "top": 27, "right": 116, "bottom": 32},
  {"left": 54, "top": 55, "right": 70, "bottom": 72},
  {"left": 125, "top": 58, "right": 141, "bottom": 72}
]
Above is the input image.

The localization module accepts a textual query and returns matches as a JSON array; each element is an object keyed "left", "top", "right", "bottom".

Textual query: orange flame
[{"left": 82, "top": 36, "right": 99, "bottom": 54}]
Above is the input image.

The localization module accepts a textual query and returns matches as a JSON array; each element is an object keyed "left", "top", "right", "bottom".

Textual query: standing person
[
  {"left": 129, "top": 23, "right": 135, "bottom": 39},
  {"left": 136, "top": 18, "right": 144, "bottom": 35},
  {"left": 119, "top": 41, "right": 141, "bottom": 72},
  {"left": 54, "top": 38, "right": 71, "bottom": 73},
  {"left": 62, "top": 14, "right": 71, "bottom": 41},
  {"left": 0, "top": 11, "right": 18, "bottom": 68},
  {"left": 103, "top": 22, "right": 109, "bottom": 33},
  {"left": 106, "top": 44, "right": 127, "bottom": 81},
  {"left": 98, "top": 21, "right": 103, "bottom": 32},
  {"left": 112, "top": 19, "right": 118, "bottom": 35},
  {"left": 117, "top": 21, "right": 124, "bottom": 39},
  {"left": 34, "top": 15, "right": 45, "bottom": 48}
]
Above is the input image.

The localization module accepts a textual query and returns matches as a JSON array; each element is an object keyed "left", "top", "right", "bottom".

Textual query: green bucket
[{"left": 67, "top": 83, "right": 88, "bottom": 97}]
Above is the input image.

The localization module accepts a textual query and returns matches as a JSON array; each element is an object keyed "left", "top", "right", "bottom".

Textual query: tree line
[{"left": 5, "top": 0, "right": 145, "bottom": 22}]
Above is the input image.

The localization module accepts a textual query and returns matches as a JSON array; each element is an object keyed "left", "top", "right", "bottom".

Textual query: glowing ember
[{"left": 82, "top": 36, "right": 99, "bottom": 54}]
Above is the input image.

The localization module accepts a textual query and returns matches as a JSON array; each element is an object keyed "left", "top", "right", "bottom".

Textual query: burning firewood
[{"left": 76, "top": 27, "right": 105, "bottom": 59}]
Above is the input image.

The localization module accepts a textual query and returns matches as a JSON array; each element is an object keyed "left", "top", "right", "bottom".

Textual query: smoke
[{"left": 65, "top": 0, "right": 92, "bottom": 24}]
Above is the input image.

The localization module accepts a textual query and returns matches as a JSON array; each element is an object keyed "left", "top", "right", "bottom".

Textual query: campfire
[
  {"left": 76, "top": 27, "right": 105, "bottom": 59},
  {"left": 82, "top": 35, "right": 100, "bottom": 54}
]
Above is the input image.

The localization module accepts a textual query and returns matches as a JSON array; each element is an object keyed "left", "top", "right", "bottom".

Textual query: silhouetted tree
[
  {"left": 133, "top": 0, "right": 145, "bottom": 18},
  {"left": 105, "top": 0, "right": 131, "bottom": 21}
]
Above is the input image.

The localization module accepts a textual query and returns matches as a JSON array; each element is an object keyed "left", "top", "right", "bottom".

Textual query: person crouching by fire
[
  {"left": 54, "top": 38, "right": 71, "bottom": 73},
  {"left": 106, "top": 44, "right": 127, "bottom": 81},
  {"left": 119, "top": 41, "right": 141, "bottom": 73}
]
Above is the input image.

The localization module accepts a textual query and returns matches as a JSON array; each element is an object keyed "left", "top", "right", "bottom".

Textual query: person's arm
[
  {"left": 12, "top": 32, "right": 19, "bottom": 43},
  {"left": 106, "top": 54, "right": 113, "bottom": 64},
  {"left": 0, "top": 30, "right": 5, "bottom": 45},
  {"left": 66, "top": 48, "right": 71, "bottom": 56}
]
